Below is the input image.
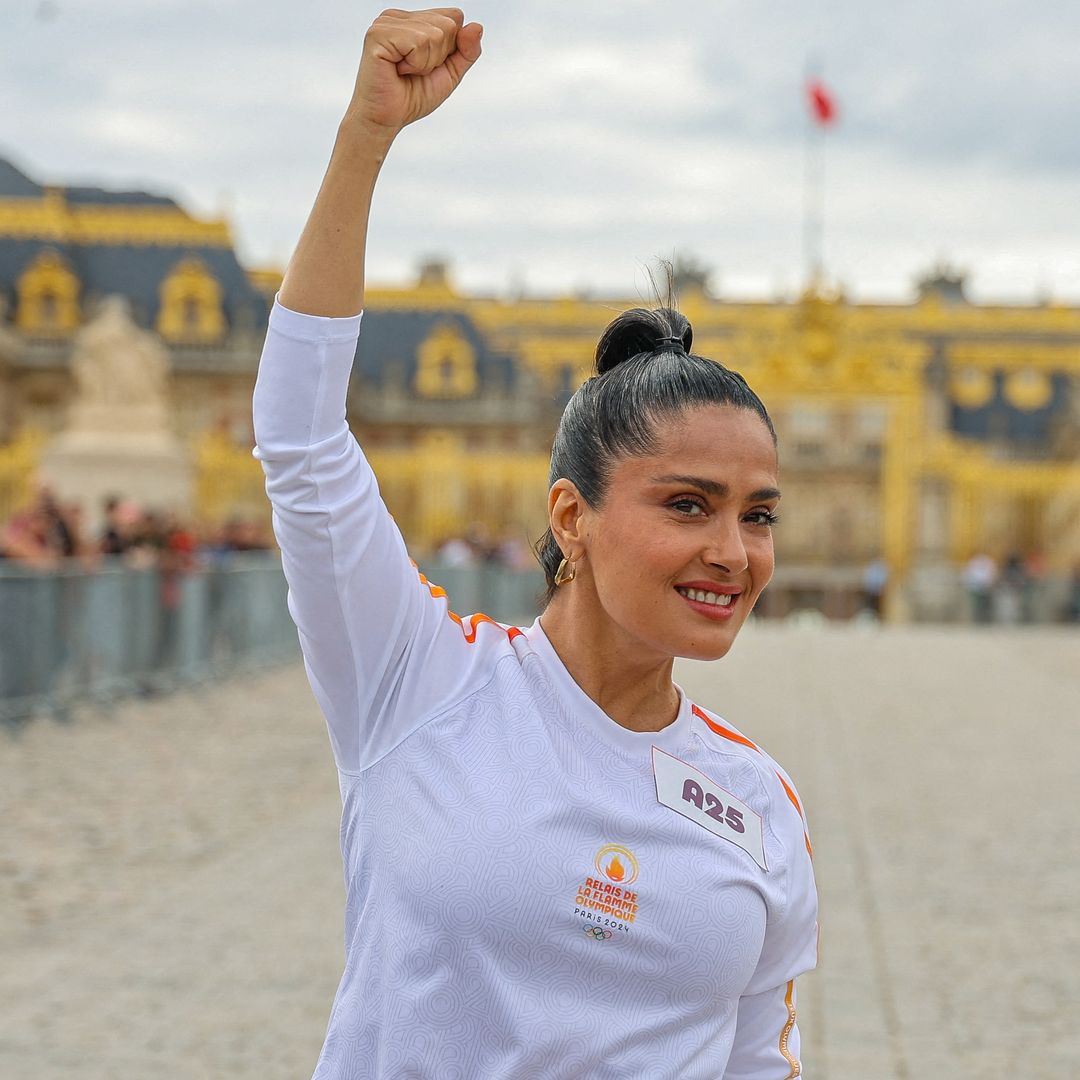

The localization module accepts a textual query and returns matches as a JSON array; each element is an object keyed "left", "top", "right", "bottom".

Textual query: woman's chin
[{"left": 672, "top": 627, "right": 741, "bottom": 663}]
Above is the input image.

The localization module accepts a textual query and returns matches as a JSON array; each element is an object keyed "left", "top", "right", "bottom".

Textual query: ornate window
[
  {"left": 15, "top": 249, "right": 80, "bottom": 335},
  {"left": 157, "top": 258, "right": 225, "bottom": 343},
  {"left": 414, "top": 322, "right": 477, "bottom": 398}
]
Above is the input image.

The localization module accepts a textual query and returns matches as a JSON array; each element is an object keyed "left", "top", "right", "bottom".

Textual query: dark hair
[{"left": 535, "top": 305, "right": 777, "bottom": 602}]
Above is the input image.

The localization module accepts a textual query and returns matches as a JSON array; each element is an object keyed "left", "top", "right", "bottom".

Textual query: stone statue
[
  {"left": 40, "top": 295, "right": 190, "bottom": 529},
  {"left": 68, "top": 297, "right": 171, "bottom": 424}
]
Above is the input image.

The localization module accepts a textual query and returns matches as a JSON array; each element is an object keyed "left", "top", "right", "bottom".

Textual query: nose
[{"left": 703, "top": 515, "right": 749, "bottom": 576}]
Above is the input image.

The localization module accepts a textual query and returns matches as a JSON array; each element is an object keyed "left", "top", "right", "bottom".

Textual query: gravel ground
[{"left": 2, "top": 624, "right": 1077, "bottom": 1079}]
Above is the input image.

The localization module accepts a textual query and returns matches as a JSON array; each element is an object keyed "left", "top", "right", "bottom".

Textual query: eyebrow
[{"left": 651, "top": 474, "right": 782, "bottom": 502}]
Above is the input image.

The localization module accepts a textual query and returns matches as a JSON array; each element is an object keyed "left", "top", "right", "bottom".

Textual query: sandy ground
[{"left": 2, "top": 625, "right": 1077, "bottom": 1079}]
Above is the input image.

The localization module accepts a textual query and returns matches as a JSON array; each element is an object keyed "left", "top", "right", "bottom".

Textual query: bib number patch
[{"left": 652, "top": 746, "right": 768, "bottom": 870}]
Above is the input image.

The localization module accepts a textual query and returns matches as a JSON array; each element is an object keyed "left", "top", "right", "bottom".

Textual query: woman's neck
[{"left": 538, "top": 591, "right": 679, "bottom": 734}]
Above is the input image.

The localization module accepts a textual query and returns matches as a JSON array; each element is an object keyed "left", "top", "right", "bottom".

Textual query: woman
[{"left": 253, "top": 9, "right": 817, "bottom": 1078}]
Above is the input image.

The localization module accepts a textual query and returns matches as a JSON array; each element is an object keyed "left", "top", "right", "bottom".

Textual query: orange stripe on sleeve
[
  {"left": 779, "top": 979, "right": 802, "bottom": 1077},
  {"left": 691, "top": 704, "right": 813, "bottom": 859},
  {"left": 692, "top": 704, "right": 760, "bottom": 751},
  {"left": 417, "top": 570, "right": 519, "bottom": 645},
  {"left": 775, "top": 773, "right": 803, "bottom": 818}
]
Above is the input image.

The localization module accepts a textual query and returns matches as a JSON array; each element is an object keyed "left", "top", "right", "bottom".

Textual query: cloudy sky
[{"left": 4, "top": 0, "right": 1078, "bottom": 302}]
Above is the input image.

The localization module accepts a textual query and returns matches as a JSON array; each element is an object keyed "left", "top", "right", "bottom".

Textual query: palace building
[{"left": 2, "top": 154, "right": 1078, "bottom": 618}]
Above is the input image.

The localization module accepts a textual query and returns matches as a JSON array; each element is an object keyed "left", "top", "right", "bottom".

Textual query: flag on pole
[{"left": 806, "top": 79, "right": 838, "bottom": 126}]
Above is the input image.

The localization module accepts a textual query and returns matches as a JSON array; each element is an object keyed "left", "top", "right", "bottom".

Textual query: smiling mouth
[{"left": 675, "top": 586, "right": 738, "bottom": 608}]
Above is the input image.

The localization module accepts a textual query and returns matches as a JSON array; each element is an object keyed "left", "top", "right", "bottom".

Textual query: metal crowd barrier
[
  {"left": 0, "top": 554, "right": 296, "bottom": 724},
  {"left": 3, "top": 551, "right": 1075, "bottom": 724},
  {"left": 0, "top": 556, "right": 547, "bottom": 725}
]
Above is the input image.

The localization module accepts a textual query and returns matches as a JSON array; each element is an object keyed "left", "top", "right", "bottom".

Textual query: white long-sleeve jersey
[{"left": 252, "top": 300, "right": 818, "bottom": 1079}]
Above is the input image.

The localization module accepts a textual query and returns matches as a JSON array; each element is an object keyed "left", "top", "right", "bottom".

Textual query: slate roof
[
  {"left": 355, "top": 308, "right": 521, "bottom": 393},
  {"left": 0, "top": 152, "right": 178, "bottom": 207},
  {"left": 0, "top": 156, "right": 40, "bottom": 198},
  {"left": 0, "top": 156, "right": 268, "bottom": 330}
]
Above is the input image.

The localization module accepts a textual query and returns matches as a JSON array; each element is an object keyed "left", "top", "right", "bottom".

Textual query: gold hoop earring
[{"left": 554, "top": 556, "right": 577, "bottom": 586}]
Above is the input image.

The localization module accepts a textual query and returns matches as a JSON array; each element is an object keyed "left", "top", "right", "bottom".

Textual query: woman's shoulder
[
  {"left": 688, "top": 701, "right": 812, "bottom": 854},
  {"left": 689, "top": 701, "right": 786, "bottom": 773}
]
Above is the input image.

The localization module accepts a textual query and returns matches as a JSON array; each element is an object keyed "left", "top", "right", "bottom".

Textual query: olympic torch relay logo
[
  {"left": 571, "top": 844, "right": 641, "bottom": 937},
  {"left": 594, "top": 844, "right": 639, "bottom": 886}
]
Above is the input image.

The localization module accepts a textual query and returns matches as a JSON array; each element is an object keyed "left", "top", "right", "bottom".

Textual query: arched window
[
  {"left": 15, "top": 249, "right": 80, "bottom": 335},
  {"left": 414, "top": 322, "right": 477, "bottom": 398},
  {"left": 183, "top": 297, "right": 201, "bottom": 333},
  {"left": 157, "top": 258, "right": 225, "bottom": 343}
]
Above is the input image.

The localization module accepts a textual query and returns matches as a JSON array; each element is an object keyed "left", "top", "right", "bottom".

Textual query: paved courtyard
[{"left": 2, "top": 624, "right": 1077, "bottom": 1079}]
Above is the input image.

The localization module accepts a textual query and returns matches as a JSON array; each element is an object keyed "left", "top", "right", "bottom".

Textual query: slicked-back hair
[{"left": 535, "top": 305, "right": 777, "bottom": 604}]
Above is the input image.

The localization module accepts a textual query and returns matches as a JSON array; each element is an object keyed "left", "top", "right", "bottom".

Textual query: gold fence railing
[
  {"left": 192, "top": 430, "right": 269, "bottom": 526},
  {"left": 0, "top": 429, "right": 45, "bottom": 524},
  {"left": 367, "top": 432, "right": 550, "bottom": 552}
]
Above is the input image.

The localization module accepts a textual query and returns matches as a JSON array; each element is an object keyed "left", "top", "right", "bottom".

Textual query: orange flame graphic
[{"left": 606, "top": 856, "right": 625, "bottom": 882}]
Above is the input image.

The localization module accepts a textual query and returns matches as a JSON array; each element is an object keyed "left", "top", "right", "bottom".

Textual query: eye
[
  {"left": 669, "top": 498, "right": 706, "bottom": 517},
  {"left": 744, "top": 509, "right": 780, "bottom": 527}
]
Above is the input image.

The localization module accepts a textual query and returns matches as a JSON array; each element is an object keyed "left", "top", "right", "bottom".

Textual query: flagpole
[
  {"left": 803, "top": 62, "right": 833, "bottom": 291},
  {"left": 803, "top": 111, "right": 824, "bottom": 288}
]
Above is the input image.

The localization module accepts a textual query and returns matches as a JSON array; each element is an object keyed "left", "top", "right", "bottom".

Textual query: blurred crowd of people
[
  {"left": 962, "top": 550, "right": 1080, "bottom": 624},
  {"left": 433, "top": 524, "right": 535, "bottom": 570},
  {"left": 7, "top": 492, "right": 1079, "bottom": 625},
  {"left": 0, "top": 488, "right": 273, "bottom": 573}
]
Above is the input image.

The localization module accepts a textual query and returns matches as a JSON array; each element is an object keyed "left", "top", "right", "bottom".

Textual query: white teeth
[{"left": 677, "top": 587, "right": 735, "bottom": 607}]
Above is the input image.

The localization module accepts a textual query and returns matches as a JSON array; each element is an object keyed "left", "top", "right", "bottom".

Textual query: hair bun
[{"left": 594, "top": 307, "right": 694, "bottom": 375}]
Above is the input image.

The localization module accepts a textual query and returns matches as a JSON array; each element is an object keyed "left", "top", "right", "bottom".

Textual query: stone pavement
[
  {"left": 677, "top": 625, "right": 1079, "bottom": 1080},
  {"left": 2, "top": 625, "right": 1077, "bottom": 1079}
]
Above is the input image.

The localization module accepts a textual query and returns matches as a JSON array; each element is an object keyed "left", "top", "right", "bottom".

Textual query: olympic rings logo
[{"left": 583, "top": 925, "right": 613, "bottom": 941}]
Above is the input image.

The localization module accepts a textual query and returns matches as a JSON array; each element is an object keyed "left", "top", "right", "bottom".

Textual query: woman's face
[{"left": 577, "top": 404, "right": 779, "bottom": 662}]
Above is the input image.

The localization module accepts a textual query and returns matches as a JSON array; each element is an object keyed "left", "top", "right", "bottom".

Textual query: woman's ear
[{"left": 548, "top": 479, "right": 587, "bottom": 558}]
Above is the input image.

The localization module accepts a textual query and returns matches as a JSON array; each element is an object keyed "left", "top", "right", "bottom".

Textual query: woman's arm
[
  {"left": 727, "top": 768, "right": 818, "bottom": 1078},
  {"left": 254, "top": 10, "right": 494, "bottom": 775},
  {"left": 278, "top": 7, "right": 483, "bottom": 317}
]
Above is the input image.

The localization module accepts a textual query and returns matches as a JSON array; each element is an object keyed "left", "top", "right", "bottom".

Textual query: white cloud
[
  {"left": 1, "top": 0, "right": 1077, "bottom": 301},
  {"left": 85, "top": 107, "right": 202, "bottom": 158}
]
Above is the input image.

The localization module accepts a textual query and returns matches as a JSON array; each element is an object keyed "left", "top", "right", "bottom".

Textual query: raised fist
[{"left": 347, "top": 8, "right": 483, "bottom": 134}]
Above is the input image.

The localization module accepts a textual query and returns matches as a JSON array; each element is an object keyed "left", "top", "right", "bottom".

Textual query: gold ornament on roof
[
  {"left": 950, "top": 367, "right": 995, "bottom": 409},
  {"left": 1003, "top": 369, "right": 1052, "bottom": 412},
  {"left": 0, "top": 191, "right": 231, "bottom": 247}
]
